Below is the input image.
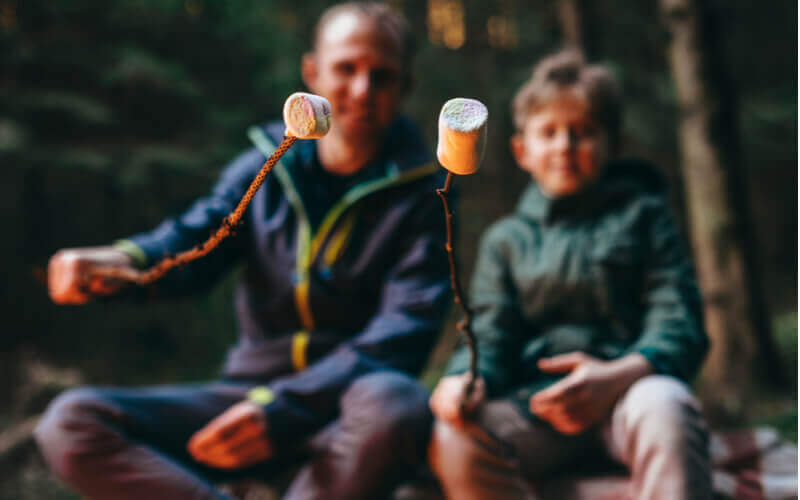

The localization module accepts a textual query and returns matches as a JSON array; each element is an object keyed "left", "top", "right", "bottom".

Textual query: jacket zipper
[{"left": 248, "top": 126, "right": 438, "bottom": 369}]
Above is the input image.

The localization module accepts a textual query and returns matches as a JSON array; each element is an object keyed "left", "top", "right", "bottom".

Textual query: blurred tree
[{"left": 659, "top": 0, "right": 785, "bottom": 419}]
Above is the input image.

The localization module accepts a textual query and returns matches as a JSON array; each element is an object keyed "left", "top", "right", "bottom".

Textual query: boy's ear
[
  {"left": 301, "top": 53, "right": 318, "bottom": 92},
  {"left": 510, "top": 134, "right": 525, "bottom": 164}
]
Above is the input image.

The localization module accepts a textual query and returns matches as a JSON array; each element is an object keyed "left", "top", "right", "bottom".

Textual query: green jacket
[{"left": 446, "top": 159, "right": 708, "bottom": 414}]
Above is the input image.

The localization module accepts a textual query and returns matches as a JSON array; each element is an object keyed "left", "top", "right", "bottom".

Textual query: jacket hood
[{"left": 516, "top": 158, "right": 667, "bottom": 223}]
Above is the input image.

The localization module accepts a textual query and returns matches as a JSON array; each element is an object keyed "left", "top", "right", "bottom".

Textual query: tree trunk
[
  {"left": 658, "top": 0, "right": 783, "bottom": 420},
  {"left": 556, "top": 0, "right": 603, "bottom": 59}
]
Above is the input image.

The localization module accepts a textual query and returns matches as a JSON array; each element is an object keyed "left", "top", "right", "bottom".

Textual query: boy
[{"left": 428, "top": 49, "right": 711, "bottom": 499}]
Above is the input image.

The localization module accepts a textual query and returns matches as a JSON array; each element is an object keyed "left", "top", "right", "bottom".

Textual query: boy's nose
[
  {"left": 553, "top": 129, "right": 571, "bottom": 151},
  {"left": 553, "top": 129, "right": 579, "bottom": 152}
]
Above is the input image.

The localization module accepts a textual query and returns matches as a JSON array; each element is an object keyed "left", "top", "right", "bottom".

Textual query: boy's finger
[
  {"left": 537, "top": 352, "right": 587, "bottom": 373},
  {"left": 531, "top": 375, "right": 576, "bottom": 404}
]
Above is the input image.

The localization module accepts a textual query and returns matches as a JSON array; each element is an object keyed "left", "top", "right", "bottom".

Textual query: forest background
[{"left": 0, "top": 1, "right": 796, "bottom": 498}]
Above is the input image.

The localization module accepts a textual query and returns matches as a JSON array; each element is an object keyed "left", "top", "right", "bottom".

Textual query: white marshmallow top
[
  {"left": 437, "top": 98, "right": 488, "bottom": 175},
  {"left": 283, "top": 92, "right": 332, "bottom": 139}
]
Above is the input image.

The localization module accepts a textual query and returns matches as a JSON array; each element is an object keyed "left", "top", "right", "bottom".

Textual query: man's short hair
[{"left": 313, "top": 2, "right": 416, "bottom": 69}]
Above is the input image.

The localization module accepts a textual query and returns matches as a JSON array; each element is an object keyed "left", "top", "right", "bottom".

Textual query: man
[{"left": 36, "top": 4, "right": 450, "bottom": 499}]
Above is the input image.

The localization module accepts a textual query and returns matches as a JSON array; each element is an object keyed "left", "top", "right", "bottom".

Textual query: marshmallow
[
  {"left": 283, "top": 92, "right": 332, "bottom": 139},
  {"left": 437, "top": 98, "right": 488, "bottom": 175}
]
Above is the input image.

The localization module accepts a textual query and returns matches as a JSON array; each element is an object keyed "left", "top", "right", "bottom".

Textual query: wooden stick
[
  {"left": 436, "top": 171, "right": 479, "bottom": 403},
  {"left": 93, "top": 135, "right": 297, "bottom": 286}
]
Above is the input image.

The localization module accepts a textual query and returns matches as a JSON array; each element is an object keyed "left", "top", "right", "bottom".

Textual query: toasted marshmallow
[
  {"left": 437, "top": 98, "right": 488, "bottom": 175},
  {"left": 283, "top": 92, "right": 332, "bottom": 139}
]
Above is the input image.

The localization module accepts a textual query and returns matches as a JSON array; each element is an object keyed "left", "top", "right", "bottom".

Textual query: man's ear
[
  {"left": 510, "top": 134, "right": 525, "bottom": 164},
  {"left": 301, "top": 53, "right": 318, "bottom": 92}
]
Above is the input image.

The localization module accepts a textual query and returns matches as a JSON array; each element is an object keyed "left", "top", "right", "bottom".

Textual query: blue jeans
[{"left": 35, "top": 371, "right": 431, "bottom": 500}]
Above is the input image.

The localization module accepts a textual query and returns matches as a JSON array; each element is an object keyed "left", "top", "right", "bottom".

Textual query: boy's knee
[
  {"left": 428, "top": 421, "right": 482, "bottom": 482},
  {"left": 617, "top": 375, "right": 707, "bottom": 451},
  {"left": 625, "top": 376, "right": 700, "bottom": 421},
  {"left": 34, "top": 387, "right": 115, "bottom": 481}
]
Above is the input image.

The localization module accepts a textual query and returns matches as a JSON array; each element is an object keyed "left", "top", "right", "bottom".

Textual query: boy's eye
[
  {"left": 575, "top": 124, "right": 597, "bottom": 138},
  {"left": 540, "top": 125, "right": 556, "bottom": 138}
]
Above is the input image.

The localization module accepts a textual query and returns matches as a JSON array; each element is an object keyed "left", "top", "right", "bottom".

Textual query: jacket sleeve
[
  {"left": 252, "top": 188, "right": 452, "bottom": 451},
  {"left": 627, "top": 197, "right": 709, "bottom": 381},
  {"left": 444, "top": 222, "right": 527, "bottom": 397},
  {"left": 117, "top": 147, "right": 264, "bottom": 296}
]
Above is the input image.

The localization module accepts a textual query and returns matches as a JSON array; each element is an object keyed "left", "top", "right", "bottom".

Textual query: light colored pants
[{"left": 428, "top": 375, "right": 711, "bottom": 500}]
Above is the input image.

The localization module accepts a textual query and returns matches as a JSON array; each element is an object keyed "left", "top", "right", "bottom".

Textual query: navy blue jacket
[{"left": 119, "top": 116, "right": 451, "bottom": 451}]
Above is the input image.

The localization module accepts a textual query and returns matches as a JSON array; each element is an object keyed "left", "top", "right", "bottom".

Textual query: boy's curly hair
[{"left": 512, "top": 49, "right": 622, "bottom": 152}]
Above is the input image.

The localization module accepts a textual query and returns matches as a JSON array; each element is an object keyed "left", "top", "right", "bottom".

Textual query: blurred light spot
[
  {"left": 0, "top": 0, "right": 17, "bottom": 32},
  {"left": 487, "top": 15, "right": 518, "bottom": 49},
  {"left": 184, "top": 0, "right": 203, "bottom": 18},
  {"left": 427, "top": 0, "right": 465, "bottom": 50}
]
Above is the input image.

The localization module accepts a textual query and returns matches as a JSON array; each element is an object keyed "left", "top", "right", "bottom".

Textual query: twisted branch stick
[
  {"left": 436, "top": 172, "right": 479, "bottom": 403},
  {"left": 93, "top": 136, "right": 297, "bottom": 286}
]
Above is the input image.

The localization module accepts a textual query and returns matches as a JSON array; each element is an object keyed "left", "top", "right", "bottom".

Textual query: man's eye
[
  {"left": 335, "top": 63, "right": 355, "bottom": 76},
  {"left": 371, "top": 69, "right": 398, "bottom": 88}
]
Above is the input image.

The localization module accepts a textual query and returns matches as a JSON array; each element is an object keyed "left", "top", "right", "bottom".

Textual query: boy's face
[
  {"left": 511, "top": 94, "right": 609, "bottom": 197},
  {"left": 303, "top": 13, "right": 407, "bottom": 147}
]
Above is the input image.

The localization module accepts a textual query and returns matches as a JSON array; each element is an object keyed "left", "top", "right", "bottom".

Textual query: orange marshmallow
[{"left": 436, "top": 98, "right": 488, "bottom": 175}]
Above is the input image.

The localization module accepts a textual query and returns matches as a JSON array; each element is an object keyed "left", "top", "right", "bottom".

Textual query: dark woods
[{"left": 0, "top": 2, "right": 795, "bottom": 494}]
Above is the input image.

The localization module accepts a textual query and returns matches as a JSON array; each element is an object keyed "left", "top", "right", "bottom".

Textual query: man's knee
[
  {"left": 34, "top": 387, "right": 116, "bottom": 481},
  {"left": 342, "top": 372, "right": 430, "bottom": 425},
  {"left": 339, "top": 372, "right": 432, "bottom": 458}
]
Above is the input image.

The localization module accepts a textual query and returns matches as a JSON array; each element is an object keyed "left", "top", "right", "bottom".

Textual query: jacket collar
[
  {"left": 516, "top": 158, "right": 667, "bottom": 224},
  {"left": 260, "top": 114, "right": 433, "bottom": 180}
]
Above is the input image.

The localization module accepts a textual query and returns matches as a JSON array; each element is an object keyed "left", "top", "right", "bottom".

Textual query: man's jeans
[
  {"left": 35, "top": 371, "right": 431, "bottom": 500},
  {"left": 429, "top": 375, "right": 711, "bottom": 500}
]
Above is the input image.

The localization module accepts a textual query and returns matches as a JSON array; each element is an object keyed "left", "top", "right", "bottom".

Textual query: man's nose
[{"left": 350, "top": 71, "right": 372, "bottom": 100}]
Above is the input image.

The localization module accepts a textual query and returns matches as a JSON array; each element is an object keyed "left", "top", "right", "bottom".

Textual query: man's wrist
[{"left": 112, "top": 240, "right": 147, "bottom": 268}]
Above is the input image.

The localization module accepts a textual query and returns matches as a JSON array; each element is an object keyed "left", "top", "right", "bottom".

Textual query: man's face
[
  {"left": 303, "top": 13, "right": 407, "bottom": 145},
  {"left": 512, "top": 94, "right": 609, "bottom": 197}
]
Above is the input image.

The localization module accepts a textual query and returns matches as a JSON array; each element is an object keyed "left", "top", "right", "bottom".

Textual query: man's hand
[
  {"left": 530, "top": 352, "right": 653, "bottom": 435},
  {"left": 48, "top": 246, "right": 134, "bottom": 304},
  {"left": 429, "top": 373, "right": 486, "bottom": 429},
  {"left": 188, "top": 400, "right": 273, "bottom": 469}
]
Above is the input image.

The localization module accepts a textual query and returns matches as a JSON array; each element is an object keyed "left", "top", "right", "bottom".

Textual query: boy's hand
[
  {"left": 429, "top": 373, "right": 486, "bottom": 429},
  {"left": 530, "top": 352, "right": 653, "bottom": 435},
  {"left": 188, "top": 400, "right": 273, "bottom": 469},
  {"left": 48, "top": 246, "right": 133, "bottom": 304}
]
